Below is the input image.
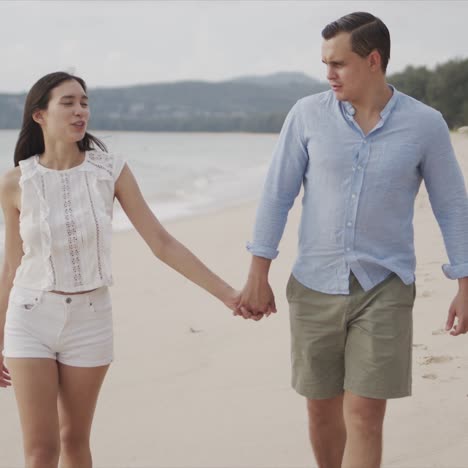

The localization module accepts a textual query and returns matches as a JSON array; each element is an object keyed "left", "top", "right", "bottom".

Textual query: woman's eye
[{"left": 81, "top": 103, "right": 89, "bottom": 108}]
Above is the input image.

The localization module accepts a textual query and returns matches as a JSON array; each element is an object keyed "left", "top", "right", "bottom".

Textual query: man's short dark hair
[{"left": 322, "top": 12, "right": 391, "bottom": 73}]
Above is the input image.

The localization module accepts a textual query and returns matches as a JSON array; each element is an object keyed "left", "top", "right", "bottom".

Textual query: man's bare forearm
[
  {"left": 248, "top": 256, "right": 272, "bottom": 281},
  {"left": 458, "top": 277, "right": 468, "bottom": 292}
]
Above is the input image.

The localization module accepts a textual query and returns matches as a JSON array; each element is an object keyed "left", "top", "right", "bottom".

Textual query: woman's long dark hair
[{"left": 14, "top": 71, "right": 107, "bottom": 167}]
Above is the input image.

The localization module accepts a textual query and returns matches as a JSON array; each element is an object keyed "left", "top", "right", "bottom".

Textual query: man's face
[{"left": 321, "top": 32, "right": 374, "bottom": 102}]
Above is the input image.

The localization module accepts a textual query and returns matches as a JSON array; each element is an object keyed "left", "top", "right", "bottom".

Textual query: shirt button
[
  {"left": 346, "top": 247, "right": 351, "bottom": 252},
  {"left": 357, "top": 165, "right": 363, "bottom": 170},
  {"left": 351, "top": 194, "right": 356, "bottom": 199},
  {"left": 66, "top": 297, "right": 72, "bottom": 304},
  {"left": 347, "top": 222, "right": 352, "bottom": 227}
]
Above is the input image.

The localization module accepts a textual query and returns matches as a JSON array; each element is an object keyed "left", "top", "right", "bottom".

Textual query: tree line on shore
[{"left": 389, "top": 58, "right": 468, "bottom": 129}]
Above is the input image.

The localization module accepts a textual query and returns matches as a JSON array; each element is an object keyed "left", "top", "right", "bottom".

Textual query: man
[{"left": 235, "top": 12, "right": 468, "bottom": 468}]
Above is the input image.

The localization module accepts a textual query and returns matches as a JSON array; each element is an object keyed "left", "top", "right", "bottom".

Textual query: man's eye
[{"left": 62, "top": 102, "right": 73, "bottom": 106}]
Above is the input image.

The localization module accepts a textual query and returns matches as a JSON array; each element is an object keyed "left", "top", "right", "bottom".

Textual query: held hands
[
  {"left": 221, "top": 256, "right": 276, "bottom": 321},
  {"left": 222, "top": 287, "right": 242, "bottom": 312},
  {"left": 445, "top": 288, "right": 468, "bottom": 336},
  {"left": 233, "top": 275, "right": 277, "bottom": 321}
]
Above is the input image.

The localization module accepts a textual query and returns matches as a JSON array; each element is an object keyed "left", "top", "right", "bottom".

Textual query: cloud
[{"left": 0, "top": 0, "right": 466, "bottom": 92}]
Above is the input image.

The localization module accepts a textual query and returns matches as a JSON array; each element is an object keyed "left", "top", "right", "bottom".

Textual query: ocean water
[{"left": 0, "top": 130, "right": 277, "bottom": 251}]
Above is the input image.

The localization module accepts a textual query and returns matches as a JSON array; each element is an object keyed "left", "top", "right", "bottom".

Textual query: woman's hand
[
  {"left": 222, "top": 287, "right": 242, "bottom": 313},
  {"left": 0, "top": 357, "right": 11, "bottom": 388}
]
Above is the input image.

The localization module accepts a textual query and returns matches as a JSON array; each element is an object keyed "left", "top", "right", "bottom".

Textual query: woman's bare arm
[
  {"left": 0, "top": 167, "right": 23, "bottom": 386},
  {"left": 114, "top": 164, "right": 239, "bottom": 310}
]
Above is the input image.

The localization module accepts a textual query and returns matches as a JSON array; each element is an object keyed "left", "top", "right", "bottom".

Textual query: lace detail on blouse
[
  {"left": 85, "top": 172, "right": 103, "bottom": 280},
  {"left": 60, "top": 173, "right": 83, "bottom": 288},
  {"left": 39, "top": 174, "right": 57, "bottom": 289},
  {"left": 87, "top": 151, "right": 114, "bottom": 178}
]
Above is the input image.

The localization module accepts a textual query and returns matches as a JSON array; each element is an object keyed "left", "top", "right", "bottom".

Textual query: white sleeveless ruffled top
[{"left": 14, "top": 150, "right": 125, "bottom": 292}]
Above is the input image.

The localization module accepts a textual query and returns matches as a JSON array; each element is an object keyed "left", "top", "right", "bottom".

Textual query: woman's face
[{"left": 35, "top": 79, "right": 90, "bottom": 144}]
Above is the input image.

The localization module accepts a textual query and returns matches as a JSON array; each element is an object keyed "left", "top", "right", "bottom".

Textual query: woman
[{"left": 0, "top": 72, "right": 240, "bottom": 468}]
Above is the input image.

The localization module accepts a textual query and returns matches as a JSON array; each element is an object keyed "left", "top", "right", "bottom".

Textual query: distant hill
[
  {"left": 0, "top": 72, "right": 328, "bottom": 133},
  {"left": 2, "top": 59, "right": 466, "bottom": 132},
  {"left": 232, "top": 71, "right": 321, "bottom": 87}
]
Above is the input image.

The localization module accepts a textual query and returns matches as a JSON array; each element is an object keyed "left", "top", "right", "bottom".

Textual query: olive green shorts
[{"left": 287, "top": 272, "right": 416, "bottom": 400}]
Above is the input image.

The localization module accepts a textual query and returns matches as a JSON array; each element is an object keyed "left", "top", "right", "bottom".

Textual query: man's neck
[{"left": 349, "top": 82, "right": 393, "bottom": 119}]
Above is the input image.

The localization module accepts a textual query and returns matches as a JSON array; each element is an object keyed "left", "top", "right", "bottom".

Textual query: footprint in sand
[
  {"left": 439, "top": 376, "right": 460, "bottom": 383},
  {"left": 422, "top": 373, "right": 438, "bottom": 380},
  {"left": 422, "top": 274, "right": 435, "bottom": 283},
  {"left": 413, "top": 344, "right": 428, "bottom": 350},
  {"left": 420, "top": 355, "right": 453, "bottom": 365},
  {"left": 417, "top": 289, "right": 432, "bottom": 298}
]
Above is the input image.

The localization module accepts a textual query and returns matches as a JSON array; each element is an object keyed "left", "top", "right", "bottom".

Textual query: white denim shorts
[{"left": 3, "top": 285, "right": 113, "bottom": 367}]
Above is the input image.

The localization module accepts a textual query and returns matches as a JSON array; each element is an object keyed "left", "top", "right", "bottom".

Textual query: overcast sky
[{"left": 1, "top": 0, "right": 467, "bottom": 93}]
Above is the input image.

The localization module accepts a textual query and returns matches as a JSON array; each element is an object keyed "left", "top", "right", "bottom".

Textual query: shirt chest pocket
[{"left": 367, "top": 143, "right": 421, "bottom": 191}]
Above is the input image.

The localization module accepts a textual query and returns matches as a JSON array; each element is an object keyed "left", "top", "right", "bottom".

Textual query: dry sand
[{"left": 1, "top": 134, "right": 467, "bottom": 468}]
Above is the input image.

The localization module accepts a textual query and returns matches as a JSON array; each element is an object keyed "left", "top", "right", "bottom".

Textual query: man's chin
[
  {"left": 331, "top": 87, "right": 346, "bottom": 100},
  {"left": 334, "top": 92, "right": 347, "bottom": 101}
]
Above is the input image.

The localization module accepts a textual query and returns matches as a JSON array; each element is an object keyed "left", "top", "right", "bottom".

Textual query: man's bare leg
[
  {"left": 341, "top": 391, "right": 387, "bottom": 468},
  {"left": 307, "top": 393, "right": 346, "bottom": 468}
]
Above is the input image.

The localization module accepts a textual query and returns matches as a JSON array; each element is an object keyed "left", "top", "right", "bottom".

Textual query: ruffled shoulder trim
[
  {"left": 18, "top": 156, "right": 39, "bottom": 186},
  {"left": 82, "top": 150, "right": 126, "bottom": 182}
]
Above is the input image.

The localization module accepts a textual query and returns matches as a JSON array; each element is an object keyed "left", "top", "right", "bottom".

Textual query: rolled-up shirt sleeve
[
  {"left": 421, "top": 112, "right": 468, "bottom": 279},
  {"left": 246, "top": 101, "right": 309, "bottom": 259}
]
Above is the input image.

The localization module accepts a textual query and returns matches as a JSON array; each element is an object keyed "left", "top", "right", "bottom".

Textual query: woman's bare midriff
[{"left": 50, "top": 289, "right": 98, "bottom": 295}]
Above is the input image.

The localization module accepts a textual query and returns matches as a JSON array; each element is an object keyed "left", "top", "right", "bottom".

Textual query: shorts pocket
[
  {"left": 8, "top": 290, "right": 43, "bottom": 312},
  {"left": 89, "top": 288, "right": 112, "bottom": 316},
  {"left": 286, "top": 274, "right": 295, "bottom": 302}
]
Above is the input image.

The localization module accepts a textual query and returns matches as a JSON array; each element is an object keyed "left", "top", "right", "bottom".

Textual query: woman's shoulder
[{"left": 0, "top": 166, "right": 21, "bottom": 201}]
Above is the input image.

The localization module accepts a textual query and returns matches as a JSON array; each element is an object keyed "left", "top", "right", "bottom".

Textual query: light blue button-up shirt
[{"left": 247, "top": 87, "right": 468, "bottom": 294}]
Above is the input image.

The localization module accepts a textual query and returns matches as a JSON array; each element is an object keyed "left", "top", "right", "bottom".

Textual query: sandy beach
[{"left": 1, "top": 133, "right": 467, "bottom": 468}]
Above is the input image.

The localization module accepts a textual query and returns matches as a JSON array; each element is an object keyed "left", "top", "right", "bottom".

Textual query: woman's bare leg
[
  {"left": 6, "top": 358, "right": 60, "bottom": 468},
  {"left": 57, "top": 363, "right": 110, "bottom": 468}
]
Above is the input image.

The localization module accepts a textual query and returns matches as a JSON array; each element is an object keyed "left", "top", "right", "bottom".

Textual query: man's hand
[
  {"left": 234, "top": 256, "right": 276, "bottom": 321},
  {"left": 445, "top": 288, "right": 468, "bottom": 336},
  {"left": 234, "top": 275, "right": 277, "bottom": 321}
]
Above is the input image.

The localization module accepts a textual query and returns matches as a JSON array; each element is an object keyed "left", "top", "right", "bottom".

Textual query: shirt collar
[{"left": 340, "top": 84, "right": 399, "bottom": 121}]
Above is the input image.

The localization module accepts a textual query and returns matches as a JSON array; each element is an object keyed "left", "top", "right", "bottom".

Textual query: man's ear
[
  {"left": 368, "top": 50, "right": 382, "bottom": 72},
  {"left": 32, "top": 109, "right": 44, "bottom": 125}
]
